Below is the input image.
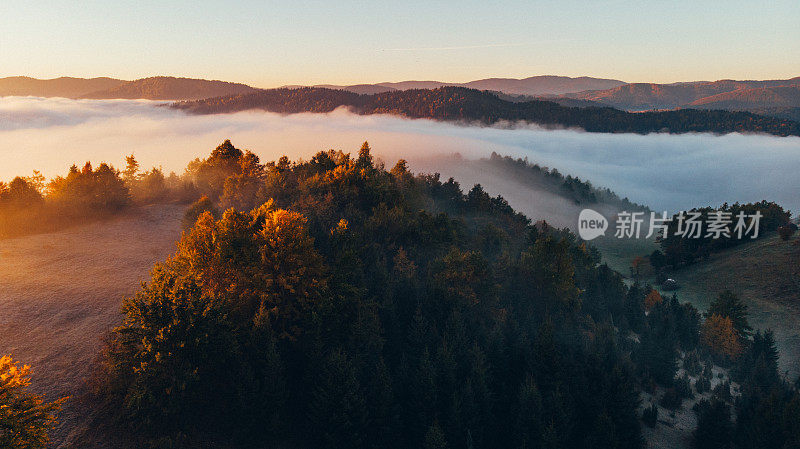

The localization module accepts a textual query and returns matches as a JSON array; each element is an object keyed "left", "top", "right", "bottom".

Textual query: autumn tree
[
  {"left": 631, "top": 256, "right": 645, "bottom": 281},
  {"left": 356, "top": 141, "right": 373, "bottom": 169},
  {"left": 103, "top": 203, "right": 324, "bottom": 440},
  {"left": 122, "top": 154, "right": 140, "bottom": 185},
  {"left": 182, "top": 195, "right": 217, "bottom": 229},
  {"left": 220, "top": 152, "right": 266, "bottom": 211},
  {"left": 644, "top": 290, "right": 663, "bottom": 311},
  {"left": 0, "top": 178, "right": 43, "bottom": 210},
  {"left": 187, "top": 139, "right": 247, "bottom": 199},
  {"left": 701, "top": 314, "right": 743, "bottom": 361},
  {"left": 0, "top": 356, "right": 65, "bottom": 449},
  {"left": 47, "top": 162, "right": 129, "bottom": 214}
]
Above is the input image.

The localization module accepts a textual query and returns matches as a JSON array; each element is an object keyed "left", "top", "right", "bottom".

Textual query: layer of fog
[{"left": 1, "top": 96, "right": 799, "bottom": 216}]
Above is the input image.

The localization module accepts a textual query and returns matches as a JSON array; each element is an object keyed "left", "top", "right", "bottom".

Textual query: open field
[{"left": 0, "top": 205, "right": 184, "bottom": 447}]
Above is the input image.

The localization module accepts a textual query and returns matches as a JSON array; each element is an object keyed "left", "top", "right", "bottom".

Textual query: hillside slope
[{"left": 689, "top": 85, "right": 800, "bottom": 109}]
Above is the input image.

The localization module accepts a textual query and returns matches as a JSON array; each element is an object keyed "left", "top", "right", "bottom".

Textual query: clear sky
[{"left": 1, "top": 0, "right": 798, "bottom": 87}]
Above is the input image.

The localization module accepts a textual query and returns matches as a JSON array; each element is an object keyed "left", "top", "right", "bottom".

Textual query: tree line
[
  {"left": 651, "top": 201, "right": 792, "bottom": 269},
  {"left": 0, "top": 156, "right": 198, "bottom": 238},
  {"left": 481, "top": 152, "right": 644, "bottom": 208},
  {"left": 172, "top": 87, "right": 800, "bottom": 137}
]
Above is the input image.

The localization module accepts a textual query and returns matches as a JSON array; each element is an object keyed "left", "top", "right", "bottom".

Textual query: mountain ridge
[
  {"left": 563, "top": 77, "right": 800, "bottom": 111},
  {"left": 688, "top": 85, "right": 800, "bottom": 109},
  {"left": 291, "top": 75, "right": 627, "bottom": 97},
  {"left": 0, "top": 76, "right": 126, "bottom": 98}
]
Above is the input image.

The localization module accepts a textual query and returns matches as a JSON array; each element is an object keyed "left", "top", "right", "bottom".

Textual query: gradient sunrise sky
[{"left": 1, "top": 0, "right": 798, "bottom": 87}]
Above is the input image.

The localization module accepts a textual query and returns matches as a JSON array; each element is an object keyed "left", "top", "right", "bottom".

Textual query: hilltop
[
  {"left": 2, "top": 142, "right": 798, "bottom": 448},
  {"left": 80, "top": 76, "right": 257, "bottom": 100}
]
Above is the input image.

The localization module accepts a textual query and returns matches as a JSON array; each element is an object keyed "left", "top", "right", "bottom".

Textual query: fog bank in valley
[{"left": 1, "top": 96, "right": 799, "bottom": 215}]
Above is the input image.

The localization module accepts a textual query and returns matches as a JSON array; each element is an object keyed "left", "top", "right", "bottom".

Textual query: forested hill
[
  {"left": 172, "top": 86, "right": 800, "bottom": 136},
  {"left": 82, "top": 76, "right": 257, "bottom": 100}
]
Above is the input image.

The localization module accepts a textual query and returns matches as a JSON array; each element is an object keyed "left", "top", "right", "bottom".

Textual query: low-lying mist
[{"left": 2, "top": 96, "right": 799, "bottom": 214}]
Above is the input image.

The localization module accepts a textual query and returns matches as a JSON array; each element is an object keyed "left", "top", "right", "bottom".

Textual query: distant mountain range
[
  {"left": 2, "top": 74, "right": 799, "bottom": 121},
  {"left": 559, "top": 78, "right": 800, "bottom": 120},
  {"left": 0, "top": 75, "right": 623, "bottom": 100},
  {"left": 172, "top": 86, "right": 800, "bottom": 137},
  {"left": 0, "top": 76, "right": 126, "bottom": 98}
]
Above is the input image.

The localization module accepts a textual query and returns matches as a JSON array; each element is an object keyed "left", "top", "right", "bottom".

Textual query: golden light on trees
[
  {"left": 701, "top": 314, "right": 743, "bottom": 360},
  {"left": 0, "top": 355, "right": 65, "bottom": 449}
]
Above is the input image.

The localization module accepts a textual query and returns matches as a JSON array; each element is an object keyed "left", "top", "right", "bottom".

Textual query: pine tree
[
  {"left": 694, "top": 399, "right": 732, "bottom": 449},
  {"left": 307, "top": 349, "right": 368, "bottom": 449},
  {"left": 515, "top": 376, "right": 543, "bottom": 449},
  {"left": 246, "top": 313, "right": 286, "bottom": 438},
  {"left": 424, "top": 422, "right": 448, "bottom": 449},
  {"left": 707, "top": 290, "right": 752, "bottom": 339},
  {"left": 356, "top": 141, "right": 373, "bottom": 169},
  {"left": 123, "top": 154, "right": 140, "bottom": 185}
]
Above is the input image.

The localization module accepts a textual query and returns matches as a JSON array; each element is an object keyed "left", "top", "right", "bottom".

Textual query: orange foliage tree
[
  {"left": 644, "top": 290, "right": 663, "bottom": 311},
  {"left": 701, "top": 314, "right": 743, "bottom": 360},
  {"left": 0, "top": 355, "right": 65, "bottom": 449}
]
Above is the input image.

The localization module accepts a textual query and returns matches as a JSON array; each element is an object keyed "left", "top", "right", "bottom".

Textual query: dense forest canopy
[
  {"left": 97, "top": 141, "right": 645, "bottom": 448},
  {"left": 172, "top": 87, "right": 800, "bottom": 137},
  {"left": 87, "top": 141, "right": 799, "bottom": 449}
]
